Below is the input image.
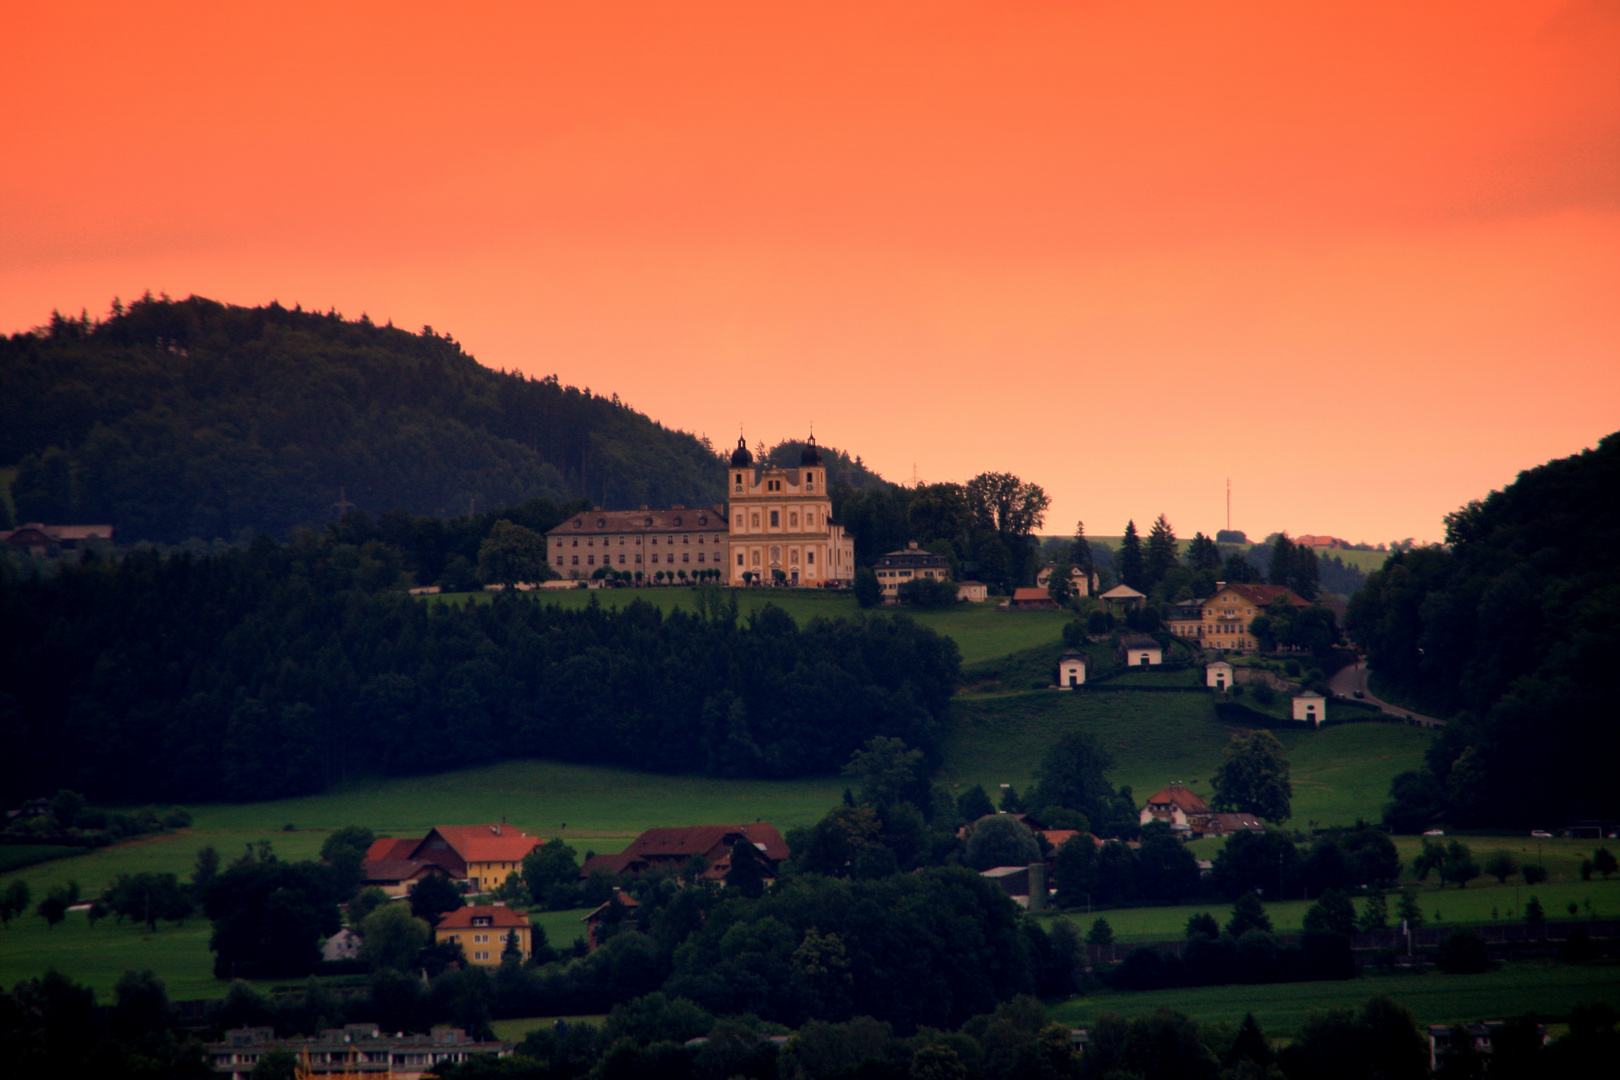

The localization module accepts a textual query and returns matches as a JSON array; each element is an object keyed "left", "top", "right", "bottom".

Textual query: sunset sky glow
[{"left": 5, "top": 1, "right": 1617, "bottom": 544}]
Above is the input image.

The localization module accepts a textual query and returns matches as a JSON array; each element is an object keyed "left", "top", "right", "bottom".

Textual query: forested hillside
[
  {"left": 1348, "top": 432, "right": 1619, "bottom": 829},
  {"left": 0, "top": 296, "right": 725, "bottom": 543},
  {"left": 0, "top": 533, "right": 959, "bottom": 805}
]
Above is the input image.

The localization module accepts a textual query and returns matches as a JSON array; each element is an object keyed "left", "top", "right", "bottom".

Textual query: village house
[
  {"left": 1178, "top": 582, "right": 1310, "bottom": 654},
  {"left": 1034, "top": 562, "right": 1096, "bottom": 597},
  {"left": 871, "top": 542, "right": 952, "bottom": 601},
  {"left": 206, "top": 1025, "right": 510, "bottom": 1080},
  {"left": 363, "top": 825, "right": 544, "bottom": 894},
  {"left": 1139, "top": 783, "right": 1263, "bottom": 839},
  {"left": 582, "top": 891, "right": 641, "bottom": 949},
  {"left": 580, "top": 823, "right": 790, "bottom": 881},
  {"left": 435, "top": 904, "right": 532, "bottom": 965},
  {"left": 955, "top": 580, "right": 989, "bottom": 602}
]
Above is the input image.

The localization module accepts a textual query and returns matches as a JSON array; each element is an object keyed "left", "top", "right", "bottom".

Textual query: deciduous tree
[{"left": 1211, "top": 730, "right": 1292, "bottom": 823}]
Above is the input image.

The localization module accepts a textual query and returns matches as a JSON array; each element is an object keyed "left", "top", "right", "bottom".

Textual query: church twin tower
[
  {"left": 725, "top": 434, "right": 854, "bottom": 586},
  {"left": 546, "top": 433, "right": 854, "bottom": 586}
]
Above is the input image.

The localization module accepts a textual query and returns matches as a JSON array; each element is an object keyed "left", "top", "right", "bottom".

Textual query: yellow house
[
  {"left": 1190, "top": 583, "right": 1308, "bottom": 654},
  {"left": 435, "top": 905, "right": 531, "bottom": 966},
  {"left": 725, "top": 434, "right": 854, "bottom": 586}
]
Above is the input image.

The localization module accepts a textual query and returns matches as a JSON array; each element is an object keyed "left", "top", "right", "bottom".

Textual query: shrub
[{"left": 1435, "top": 929, "right": 1491, "bottom": 974}]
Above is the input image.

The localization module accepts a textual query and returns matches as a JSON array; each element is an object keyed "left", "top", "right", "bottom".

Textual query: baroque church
[{"left": 545, "top": 432, "right": 855, "bottom": 587}]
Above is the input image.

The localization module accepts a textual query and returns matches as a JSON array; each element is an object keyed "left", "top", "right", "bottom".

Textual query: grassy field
[
  {"left": 0, "top": 845, "right": 86, "bottom": 873},
  {"left": 1050, "top": 959, "right": 1620, "bottom": 1037},
  {"left": 940, "top": 692, "right": 1432, "bottom": 826},
  {"left": 429, "top": 587, "right": 1072, "bottom": 666},
  {"left": 1036, "top": 877, "right": 1620, "bottom": 943}
]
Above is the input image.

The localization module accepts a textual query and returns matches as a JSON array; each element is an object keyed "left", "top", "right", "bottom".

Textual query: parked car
[
  {"left": 1353, "top": 690, "right": 1366, "bottom": 699},
  {"left": 1423, "top": 828, "right": 1445, "bottom": 836},
  {"left": 1531, "top": 830, "right": 1553, "bottom": 838}
]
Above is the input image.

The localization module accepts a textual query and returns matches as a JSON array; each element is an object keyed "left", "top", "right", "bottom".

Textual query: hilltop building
[
  {"left": 546, "top": 506, "right": 728, "bottom": 580},
  {"left": 206, "top": 1025, "right": 509, "bottom": 1080},
  {"left": 1170, "top": 582, "right": 1311, "bottom": 654},
  {"left": 872, "top": 542, "right": 952, "bottom": 601},
  {"left": 725, "top": 434, "right": 854, "bottom": 586}
]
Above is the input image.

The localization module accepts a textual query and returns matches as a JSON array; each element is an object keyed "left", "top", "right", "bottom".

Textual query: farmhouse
[
  {"left": 364, "top": 825, "right": 544, "bottom": 894},
  {"left": 1140, "top": 783, "right": 1210, "bottom": 832},
  {"left": 580, "top": 823, "right": 790, "bottom": 881},
  {"left": 1034, "top": 562, "right": 1096, "bottom": 597},
  {"left": 435, "top": 904, "right": 532, "bottom": 965},
  {"left": 0, "top": 522, "right": 115, "bottom": 556}
]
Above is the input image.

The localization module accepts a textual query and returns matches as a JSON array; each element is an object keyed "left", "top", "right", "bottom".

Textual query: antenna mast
[{"left": 1226, "top": 478, "right": 1231, "bottom": 533}]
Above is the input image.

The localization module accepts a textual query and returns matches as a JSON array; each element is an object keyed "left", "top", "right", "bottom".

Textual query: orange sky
[{"left": 5, "top": 1, "right": 1617, "bottom": 545}]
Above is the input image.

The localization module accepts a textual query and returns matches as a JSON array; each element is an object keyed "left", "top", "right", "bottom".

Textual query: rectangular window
[
  {"left": 770, "top": 510, "right": 779, "bottom": 527},
  {"left": 683, "top": 553, "right": 690, "bottom": 562},
  {"left": 737, "top": 554, "right": 744, "bottom": 566}
]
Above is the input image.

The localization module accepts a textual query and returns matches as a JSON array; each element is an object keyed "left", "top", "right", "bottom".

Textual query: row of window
[
  {"left": 567, "top": 534, "right": 713, "bottom": 546},
  {"left": 734, "top": 549, "right": 817, "bottom": 566},
  {"left": 569, "top": 552, "right": 711, "bottom": 566},
  {"left": 734, "top": 475, "right": 819, "bottom": 494},
  {"left": 734, "top": 509, "right": 819, "bottom": 530}
]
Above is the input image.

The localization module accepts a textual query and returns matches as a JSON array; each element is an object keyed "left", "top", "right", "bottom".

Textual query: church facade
[{"left": 724, "top": 434, "right": 855, "bottom": 586}]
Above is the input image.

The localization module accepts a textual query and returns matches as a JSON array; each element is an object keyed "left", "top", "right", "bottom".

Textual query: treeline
[
  {"left": 27, "top": 965, "right": 1607, "bottom": 1080},
  {"left": 835, "top": 474, "right": 1051, "bottom": 593},
  {"left": 0, "top": 536, "right": 959, "bottom": 805},
  {"left": 1349, "top": 432, "right": 1619, "bottom": 830},
  {"left": 0, "top": 296, "right": 725, "bottom": 543}
]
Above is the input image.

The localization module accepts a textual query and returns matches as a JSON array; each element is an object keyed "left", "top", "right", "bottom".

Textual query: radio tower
[
  {"left": 1226, "top": 479, "right": 1231, "bottom": 533},
  {"left": 333, "top": 486, "right": 355, "bottom": 520}
]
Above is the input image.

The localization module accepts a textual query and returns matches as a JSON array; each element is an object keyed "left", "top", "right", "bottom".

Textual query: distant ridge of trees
[
  {"left": 1349, "top": 431, "right": 1620, "bottom": 829},
  {"left": 0, "top": 295, "right": 729, "bottom": 543}
]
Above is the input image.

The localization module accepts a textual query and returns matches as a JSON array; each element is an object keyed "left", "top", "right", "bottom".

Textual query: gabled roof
[
  {"left": 1144, "top": 784, "right": 1210, "bottom": 814},
  {"left": 583, "top": 893, "right": 642, "bottom": 922},
  {"left": 1212, "top": 583, "right": 1309, "bottom": 608},
  {"left": 1100, "top": 584, "right": 1145, "bottom": 600},
  {"left": 1011, "top": 587, "right": 1055, "bottom": 603},
  {"left": 624, "top": 823, "right": 790, "bottom": 862},
  {"left": 418, "top": 825, "right": 544, "bottom": 864},
  {"left": 1120, "top": 633, "right": 1162, "bottom": 649},
  {"left": 361, "top": 859, "right": 443, "bottom": 884},
  {"left": 437, "top": 904, "right": 530, "bottom": 930},
  {"left": 367, "top": 838, "right": 418, "bottom": 861},
  {"left": 547, "top": 508, "right": 726, "bottom": 535}
]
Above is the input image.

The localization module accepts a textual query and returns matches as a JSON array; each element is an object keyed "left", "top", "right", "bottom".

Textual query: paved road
[{"left": 1329, "top": 658, "right": 1446, "bottom": 728}]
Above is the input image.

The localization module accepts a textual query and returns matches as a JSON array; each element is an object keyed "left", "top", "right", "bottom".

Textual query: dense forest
[
  {"left": 0, "top": 296, "right": 730, "bottom": 543},
  {"left": 1347, "top": 432, "right": 1619, "bottom": 829},
  {"left": 0, "top": 526, "right": 959, "bottom": 805}
]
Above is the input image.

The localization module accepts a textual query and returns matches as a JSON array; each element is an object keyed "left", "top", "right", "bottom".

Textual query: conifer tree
[
  {"left": 1144, "top": 514, "right": 1179, "bottom": 589},
  {"left": 1118, "top": 521, "right": 1145, "bottom": 591}
]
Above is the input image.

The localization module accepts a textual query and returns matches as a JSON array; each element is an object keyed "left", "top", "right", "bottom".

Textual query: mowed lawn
[
  {"left": 430, "top": 587, "right": 1071, "bottom": 666},
  {"left": 940, "top": 693, "right": 1433, "bottom": 827},
  {"left": 1050, "top": 960, "right": 1620, "bottom": 1038}
]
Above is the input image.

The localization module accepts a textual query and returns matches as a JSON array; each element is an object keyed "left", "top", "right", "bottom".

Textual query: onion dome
[
  {"left": 799, "top": 433, "right": 823, "bottom": 466},
  {"left": 730, "top": 434, "right": 753, "bottom": 467}
]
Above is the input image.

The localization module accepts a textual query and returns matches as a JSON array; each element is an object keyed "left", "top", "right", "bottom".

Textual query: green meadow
[
  {"left": 429, "top": 586, "right": 1071, "bottom": 666},
  {"left": 1050, "top": 960, "right": 1620, "bottom": 1038}
]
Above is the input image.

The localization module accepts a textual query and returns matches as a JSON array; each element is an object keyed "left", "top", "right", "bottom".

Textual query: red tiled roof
[
  {"left": 583, "top": 894, "right": 641, "bottom": 922},
  {"left": 1218, "top": 583, "right": 1309, "bottom": 608},
  {"left": 418, "top": 826, "right": 545, "bottom": 864},
  {"left": 367, "top": 838, "right": 418, "bottom": 861},
  {"left": 1011, "top": 588, "right": 1051, "bottom": 603},
  {"left": 361, "top": 859, "right": 442, "bottom": 884},
  {"left": 437, "top": 905, "right": 530, "bottom": 930},
  {"left": 626, "top": 824, "right": 790, "bottom": 862},
  {"left": 1145, "top": 784, "right": 1210, "bottom": 814}
]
